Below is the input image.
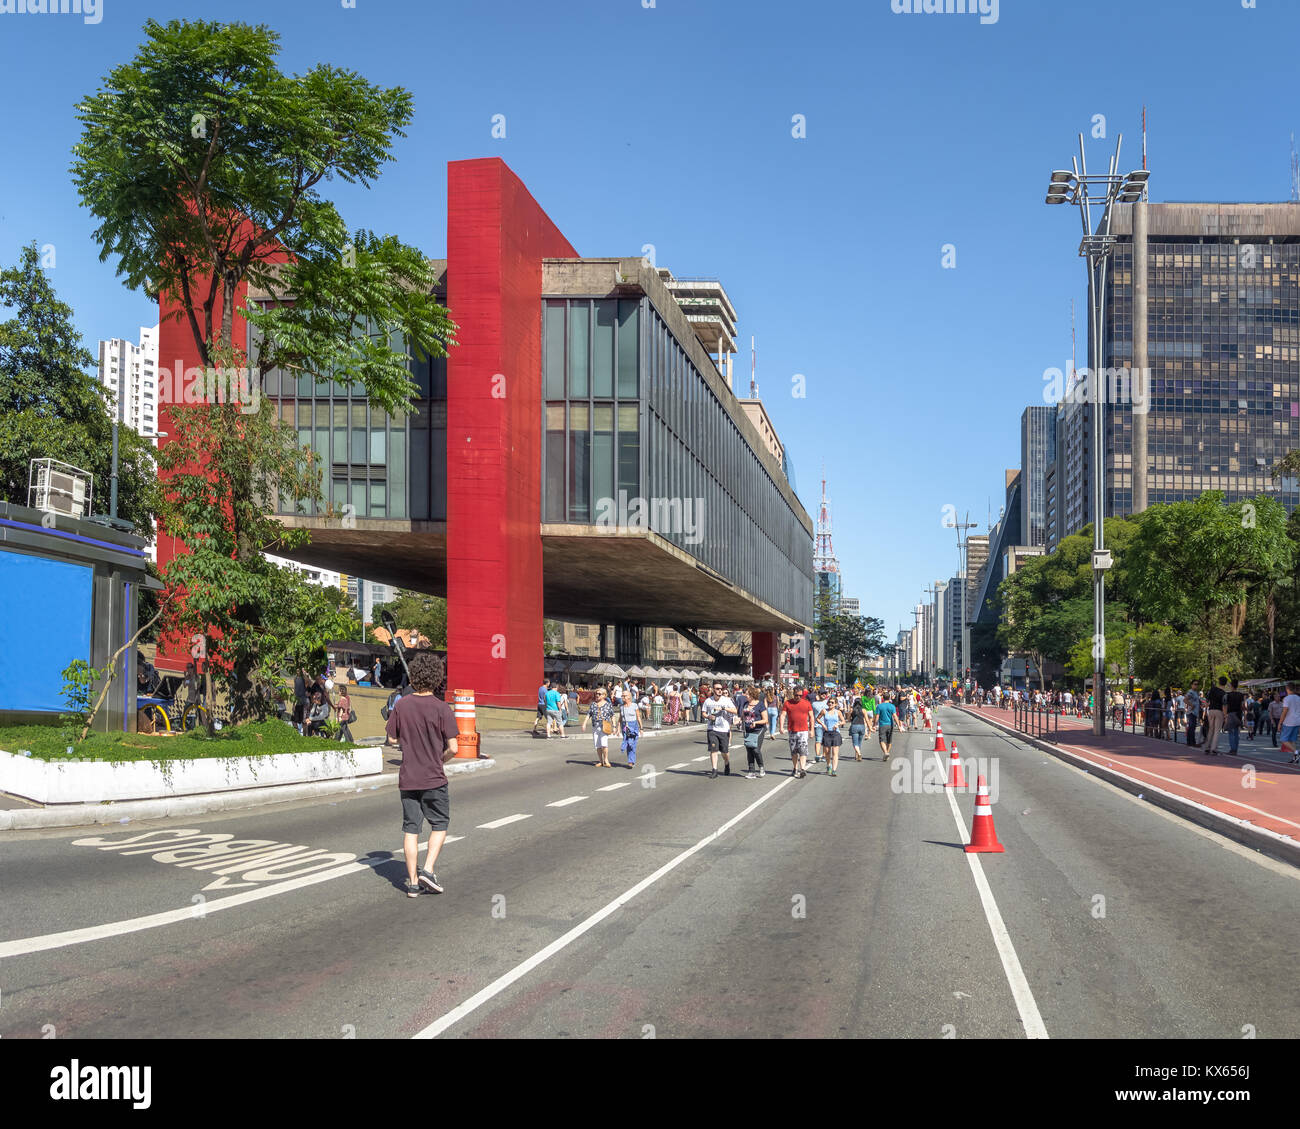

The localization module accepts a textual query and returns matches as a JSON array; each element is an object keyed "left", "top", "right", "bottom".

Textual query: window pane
[
  {"left": 370, "top": 428, "right": 387, "bottom": 464},
  {"left": 352, "top": 428, "right": 367, "bottom": 464},
  {"left": 569, "top": 302, "right": 589, "bottom": 397},
  {"left": 618, "top": 300, "right": 639, "bottom": 397},
  {"left": 389, "top": 429, "right": 406, "bottom": 518},
  {"left": 568, "top": 402, "right": 590, "bottom": 521},
  {"left": 593, "top": 404, "right": 614, "bottom": 512},
  {"left": 594, "top": 301, "right": 615, "bottom": 397},
  {"left": 618, "top": 404, "right": 639, "bottom": 497},
  {"left": 369, "top": 482, "right": 386, "bottom": 517},
  {"left": 351, "top": 480, "right": 366, "bottom": 519},
  {"left": 545, "top": 403, "right": 566, "bottom": 523},
  {"left": 545, "top": 302, "right": 566, "bottom": 400}
]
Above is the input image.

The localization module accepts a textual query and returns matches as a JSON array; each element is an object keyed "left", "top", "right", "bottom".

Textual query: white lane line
[
  {"left": 547, "top": 796, "right": 588, "bottom": 808},
  {"left": 931, "top": 750, "right": 1048, "bottom": 1040},
  {"left": 476, "top": 814, "right": 532, "bottom": 830},
  {"left": 596, "top": 781, "right": 632, "bottom": 792},
  {"left": 414, "top": 776, "right": 796, "bottom": 1038},
  {"left": 667, "top": 763, "right": 689, "bottom": 770},
  {"left": 400, "top": 835, "right": 465, "bottom": 852},
  {"left": 691, "top": 756, "right": 709, "bottom": 763},
  {"left": 0, "top": 859, "right": 377, "bottom": 960}
]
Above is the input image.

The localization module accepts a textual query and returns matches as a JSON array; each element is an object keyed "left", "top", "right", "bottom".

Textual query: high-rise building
[
  {"left": 1059, "top": 201, "right": 1300, "bottom": 536},
  {"left": 98, "top": 325, "right": 159, "bottom": 439},
  {"left": 946, "top": 574, "right": 964, "bottom": 673},
  {"left": 930, "top": 580, "right": 949, "bottom": 673},
  {"left": 1020, "top": 405, "right": 1055, "bottom": 546},
  {"left": 965, "top": 534, "right": 989, "bottom": 626},
  {"left": 840, "top": 596, "right": 860, "bottom": 615}
]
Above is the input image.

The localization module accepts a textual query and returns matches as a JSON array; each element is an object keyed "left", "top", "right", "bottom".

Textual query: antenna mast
[
  {"left": 1291, "top": 132, "right": 1299, "bottom": 203},
  {"left": 750, "top": 335, "right": 758, "bottom": 399}
]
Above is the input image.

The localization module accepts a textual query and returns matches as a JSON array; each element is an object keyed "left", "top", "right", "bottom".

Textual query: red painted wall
[
  {"left": 445, "top": 159, "right": 577, "bottom": 709},
  {"left": 751, "top": 632, "right": 780, "bottom": 682}
]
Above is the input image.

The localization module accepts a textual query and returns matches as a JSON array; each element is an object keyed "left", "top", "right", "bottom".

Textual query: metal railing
[{"left": 1011, "top": 700, "right": 1060, "bottom": 742}]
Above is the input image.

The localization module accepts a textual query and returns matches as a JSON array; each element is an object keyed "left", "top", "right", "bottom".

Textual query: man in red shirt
[
  {"left": 780, "top": 685, "right": 814, "bottom": 779},
  {"left": 386, "top": 651, "right": 460, "bottom": 898}
]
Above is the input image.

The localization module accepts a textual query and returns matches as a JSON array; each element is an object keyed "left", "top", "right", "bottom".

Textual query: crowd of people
[
  {"left": 971, "top": 678, "right": 1300, "bottom": 762},
  {"left": 536, "top": 676, "right": 949, "bottom": 779}
]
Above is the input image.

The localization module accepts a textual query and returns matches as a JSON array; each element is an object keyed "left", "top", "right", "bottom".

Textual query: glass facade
[
  {"left": 1020, "top": 405, "right": 1054, "bottom": 546},
  {"left": 260, "top": 320, "right": 447, "bottom": 522},
  {"left": 1095, "top": 236, "right": 1300, "bottom": 519},
  {"left": 542, "top": 296, "right": 813, "bottom": 626}
]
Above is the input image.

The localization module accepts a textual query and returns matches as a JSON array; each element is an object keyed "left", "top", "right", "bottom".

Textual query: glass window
[
  {"left": 370, "top": 428, "right": 387, "bottom": 464},
  {"left": 389, "top": 429, "right": 406, "bottom": 518},
  {"left": 545, "top": 404, "right": 566, "bottom": 523},
  {"left": 593, "top": 405, "right": 614, "bottom": 512},
  {"left": 618, "top": 300, "right": 639, "bottom": 397},
  {"left": 568, "top": 402, "right": 590, "bottom": 522},
  {"left": 594, "top": 301, "right": 615, "bottom": 397},
  {"left": 545, "top": 302, "right": 566, "bottom": 400},
  {"left": 369, "top": 482, "right": 387, "bottom": 517},
  {"left": 569, "top": 302, "right": 589, "bottom": 398},
  {"left": 618, "top": 404, "right": 639, "bottom": 498}
]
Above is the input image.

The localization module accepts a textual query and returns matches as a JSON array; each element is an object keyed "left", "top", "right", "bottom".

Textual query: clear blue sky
[{"left": 3, "top": 0, "right": 1299, "bottom": 638}]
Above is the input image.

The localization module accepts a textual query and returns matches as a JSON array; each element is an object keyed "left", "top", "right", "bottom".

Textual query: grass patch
[{"left": 0, "top": 721, "right": 352, "bottom": 764}]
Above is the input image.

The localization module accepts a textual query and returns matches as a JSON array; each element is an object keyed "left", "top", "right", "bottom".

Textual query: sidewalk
[{"left": 957, "top": 703, "right": 1300, "bottom": 865}]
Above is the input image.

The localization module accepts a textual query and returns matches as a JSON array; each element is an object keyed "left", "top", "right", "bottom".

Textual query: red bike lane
[{"left": 956, "top": 703, "right": 1300, "bottom": 853}]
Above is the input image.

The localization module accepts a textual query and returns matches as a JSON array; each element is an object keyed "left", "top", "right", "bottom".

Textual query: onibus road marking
[
  {"left": 414, "top": 776, "right": 796, "bottom": 1039},
  {"left": 931, "top": 750, "right": 1049, "bottom": 1039}
]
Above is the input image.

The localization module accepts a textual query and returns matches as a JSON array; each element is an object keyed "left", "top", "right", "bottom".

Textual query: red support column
[
  {"left": 445, "top": 159, "right": 577, "bottom": 710},
  {"left": 751, "top": 631, "right": 780, "bottom": 682}
]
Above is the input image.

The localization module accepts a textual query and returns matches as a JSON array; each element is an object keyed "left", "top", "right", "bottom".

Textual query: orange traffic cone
[
  {"left": 924, "top": 710, "right": 933, "bottom": 730},
  {"left": 945, "top": 744, "right": 967, "bottom": 789},
  {"left": 933, "top": 723, "right": 947, "bottom": 753},
  {"left": 965, "top": 774, "right": 1005, "bottom": 854}
]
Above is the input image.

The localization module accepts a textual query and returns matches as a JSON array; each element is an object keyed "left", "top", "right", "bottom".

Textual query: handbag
[
  {"left": 347, "top": 709, "right": 357, "bottom": 724},
  {"left": 602, "top": 718, "right": 613, "bottom": 735}
]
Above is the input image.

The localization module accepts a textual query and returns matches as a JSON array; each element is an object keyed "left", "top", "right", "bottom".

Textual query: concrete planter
[{"left": 0, "top": 745, "right": 382, "bottom": 805}]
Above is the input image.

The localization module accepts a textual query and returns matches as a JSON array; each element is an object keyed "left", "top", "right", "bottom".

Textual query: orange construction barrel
[{"left": 452, "top": 689, "right": 480, "bottom": 759}]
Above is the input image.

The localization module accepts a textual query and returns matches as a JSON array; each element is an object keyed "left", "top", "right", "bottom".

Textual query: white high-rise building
[{"left": 98, "top": 325, "right": 159, "bottom": 439}]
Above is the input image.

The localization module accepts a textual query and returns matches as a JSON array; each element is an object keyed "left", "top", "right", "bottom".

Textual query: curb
[
  {"left": 959, "top": 708, "right": 1300, "bottom": 870},
  {"left": 0, "top": 757, "right": 496, "bottom": 831}
]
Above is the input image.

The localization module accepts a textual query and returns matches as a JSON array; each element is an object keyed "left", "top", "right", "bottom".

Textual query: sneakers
[
  {"left": 745, "top": 771, "right": 756, "bottom": 780},
  {"left": 405, "top": 880, "right": 421, "bottom": 898},
  {"left": 418, "top": 869, "right": 443, "bottom": 894},
  {"left": 829, "top": 769, "right": 837, "bottom": 777},
  {"left": 797, "top": 769, "right": 807, "bottom": 779},
  {"left": 758, "top": 768, "right": 766, "bottom": 778}
]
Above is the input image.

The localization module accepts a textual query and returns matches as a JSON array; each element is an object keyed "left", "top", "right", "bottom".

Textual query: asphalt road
[{"left": 1, "top": 707, "right": 1297, "bottom": 1039}]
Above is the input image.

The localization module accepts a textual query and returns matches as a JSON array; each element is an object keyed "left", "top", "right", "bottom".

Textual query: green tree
[
  {"left": 0, "top": 244, "right": 157, "bottom": 529},
  {"left": 71, "top": 19, "right": 454, "bottom": 407},
  {"left": 370, "top": 588, "right": 448, "bottom": 649},
  {"left": 1122, "top": 493, "right": 1291, "bottom": 677}
]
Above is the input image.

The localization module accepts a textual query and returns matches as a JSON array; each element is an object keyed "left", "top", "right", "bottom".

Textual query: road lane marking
[
  {"left": 547, "top": 796, "right": 588, "bottom": 808},
  {"left": 597, "top": 781, "right": 632, "bottom": 792},
  {"left": 0, "top": 859, "right": 379, "bottom": 959},
  {"left": 931, "top": 750, "right": 1048, "bottom": 1040},
  {"left": 476, "top": 814, "right": 532, "bottom": 830},
  {"left": 692, "top": 756, "right": 709, "bottom": 763},
  {"left": 414, "top": 776, "right": 796, "bottom": 1039},
  {"left": 668, "top": 763, "right": 689, "bottom": 770}
]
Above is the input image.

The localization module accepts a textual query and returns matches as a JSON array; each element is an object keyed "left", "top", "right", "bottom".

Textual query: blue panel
[{"left": 0, "top": 549, "right": 94, "bottom": 713}]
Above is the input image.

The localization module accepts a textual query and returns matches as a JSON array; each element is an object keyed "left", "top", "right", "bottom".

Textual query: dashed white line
[
  {"left": 547, "top": 796, "right": 588, "bottom": 808},
  {"left": 476, "top": 814, "right": 533, "bottom": 830},
  {"left": 931, "top": 749, "right": 1048, "bottom": 1040},
  {"left": 414, "top": 776, "right": 796, "bottom": 1038},
  {"left": 692, "top": 756, "right": 710, "bottom": 763},
  {"left": 668, "top": 763, "right": 689, "bottom": 770},
  {"left": 597, "top": 781, "right": 632, "bottom": 792}
]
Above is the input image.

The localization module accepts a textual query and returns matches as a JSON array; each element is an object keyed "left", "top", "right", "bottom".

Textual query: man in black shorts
[
  {"left": 386, "top": 651, "right": 459, "bottom": 898},
  {"left": 701, "top": 682, "right": 738, "bottom": 778}
]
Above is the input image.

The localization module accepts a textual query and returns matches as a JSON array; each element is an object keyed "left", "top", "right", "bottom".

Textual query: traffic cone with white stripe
[
  {"left": 924, "top": 709, "right": 932, "bottom": 730},
  {"left": 945, "top": 743, "right": 967, "bottom": 790},
  {"left": 933, "top": 722, "right": 947, "bottom": 752},
  {"left": 965, "top": 774, "right": 1005, "bottom": 854}
]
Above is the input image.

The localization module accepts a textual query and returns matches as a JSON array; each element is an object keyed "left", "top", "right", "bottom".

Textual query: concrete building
[
  {"left": 155, "top": 160, "right": 814, "bottom": 714},
  {"left": 930, "top": 579, "right": 949, "bottom": 673},
  {"left": 1058, "top": 201, "right": 1300, "bottom": 536},
  {"left": 1020, "top": 405, "right": 1055, "bottom": 547}
]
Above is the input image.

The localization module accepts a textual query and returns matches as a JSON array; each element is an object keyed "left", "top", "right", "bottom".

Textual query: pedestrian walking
[
  {"left": 1183, "top": 681, "right": 1202, "bottom": 747},
  {"left": 545, "top": 681, "right": 565, "bottom": 738},
  {"left": 335, "top": 686, "right": 355, "bottom": 743},
  {"left": 386, "top": 651, "right": 457, "bottom": 899},
  {"left": 875, "top": 695, "right": 899, "bottom": 760},
  {"left": 619, "top": 690, "right": 643, "bottom": 768},
  {"left": 780, "top": 685, "right": 814, "bottom": 778},
  {"left": 1224, "top": 679, "right": 1245, "bottom": 756},
  {"left": 702, "top": 682, "right": 737, "bottom": 778},
  {"left": 848, "top": 696, "right": 868, "bottom": 761},
  {"left": 820, "top": 698, "right": 843, "bottom": 775},
  {"left": 582, "top": 687, "right": 616, "bottom": 768},
  {"left": 765, "top": 687, "right": 780, "bottom": 738},
  {"left": 742, "top": 686, "right": 767, "bottom": 779},
  {"left": 1279, "top": 683, "right": 1300, "bottom": 764},
  {"left": 1203, "top": 676, "right": 1227, "bottom": 755}
]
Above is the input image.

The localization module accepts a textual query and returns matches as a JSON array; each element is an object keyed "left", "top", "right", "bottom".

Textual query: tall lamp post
[{"left": 1044, "top": 135, "right": 1149, "bottom": 737}]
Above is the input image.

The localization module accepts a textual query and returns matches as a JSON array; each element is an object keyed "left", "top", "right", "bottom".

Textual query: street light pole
[{"left": 1045, "top": 136, "right": 1147, "bottom": 737}]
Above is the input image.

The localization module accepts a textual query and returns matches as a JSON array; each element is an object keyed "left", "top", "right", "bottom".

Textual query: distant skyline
[{"left": 3, "top": 0, "right": 1300, "bottom": 636}]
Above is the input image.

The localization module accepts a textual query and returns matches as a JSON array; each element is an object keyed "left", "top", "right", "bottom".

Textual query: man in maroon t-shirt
[
  {"left": 780, "top": 686, "right": 814, "bottom": 779},
  {"left": 386, "top": 651, "right": 459, "bottom": 898}
]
